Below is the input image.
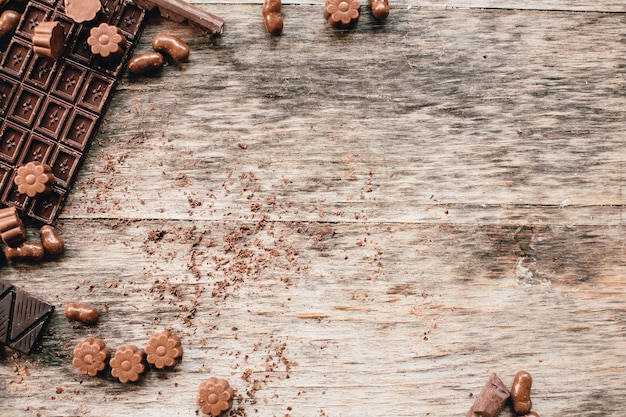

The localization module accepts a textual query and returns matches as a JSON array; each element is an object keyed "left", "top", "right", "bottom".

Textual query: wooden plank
[
  {"left": 191, "top": 0, "right": 626, "bottom": 13},
  {"left": 64, "top": 6, "right": 625, "bottom": 226},
  {"left": 1, "top": 220, "right": 625, "bottom": 416},
  {"left": 0, "top": 5, "right": 624, "bottom": 417}
]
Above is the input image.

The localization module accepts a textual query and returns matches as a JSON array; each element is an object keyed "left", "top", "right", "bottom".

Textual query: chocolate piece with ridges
[
  {"left": 132, "top": 0, "right": 224, "bottom": 36},
  {"left": 32, "top": 20, "right": 65, "bottom": 59},
  {"left": 466, "top": 373, "right": 511, "bottom": 417},
  {"left": 0, "top": 279, "right": 54, "bottom": 354},
  {"left": 0, "top": 0, "right": 147, "bottom": 224},
  {"left": 0, "top": 206, "right": 26, "bottom": 247},
  {"left": 324, "top": 0, "right": 361, "bottom": 30}
]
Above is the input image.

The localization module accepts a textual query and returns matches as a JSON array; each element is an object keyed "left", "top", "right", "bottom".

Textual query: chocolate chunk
[
  {"left": 466, "top": 373, "right": 511, "bottom": 417},
  {"left": 133, "top": 0, "right": 224, "bottom": 36},
  {"left": 0, "top": 0, "right": 147, "bottom": 224},
  {"left": 0, "top": 279, "right": 54, "bottom": 354}
]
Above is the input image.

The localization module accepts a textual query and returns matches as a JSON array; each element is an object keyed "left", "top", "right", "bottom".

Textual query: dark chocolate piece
[
  {"left": 0, "top": 278, "right": 54, "bottom": 354},
  {"left": 0, "top": 0, "right": 147, "bottom": 223},
  {"left": 466, "top": 373, "right": 511, "bottom": 417},
  {"left": 133, "top": 0, "right": 224, "bottom": 36}
]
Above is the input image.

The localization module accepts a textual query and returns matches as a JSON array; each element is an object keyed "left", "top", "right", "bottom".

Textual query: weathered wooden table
[{"left": 1, "top": 1, "right": 625, "bottom": 416}]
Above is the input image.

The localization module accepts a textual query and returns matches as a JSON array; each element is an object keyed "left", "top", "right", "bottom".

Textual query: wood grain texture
[
  {"left": 192, "top": 0, "right": 626, "bottom": 13},
  {"left": 1, "top": 4, "right": 625, "bottom": 417}
]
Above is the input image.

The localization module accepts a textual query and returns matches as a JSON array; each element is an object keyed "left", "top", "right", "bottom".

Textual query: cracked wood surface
[{"left": 1, "top": 3, "right": 625, "bottom": 417}]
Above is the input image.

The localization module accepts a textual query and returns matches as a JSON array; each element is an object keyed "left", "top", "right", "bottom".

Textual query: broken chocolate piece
[
  {"left": 32, "top": 21, "right": 65, "bottom": 59},
  {"left": 466, "top": 373, "right": 511, "bottom": 417},
  {"left": 0, "top": 279, "right": 54, "bottom": 354},
  {"left": 133, "top": 0, "right": 224, "bottom": 36}
]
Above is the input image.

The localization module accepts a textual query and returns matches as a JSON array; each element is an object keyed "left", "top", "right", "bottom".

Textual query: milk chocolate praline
[
  {"left": 72, "top": 338, "right": 110, "bottom": 376},
  {"left": 145, "top": 329, "right": 183, "bottom": 369}
]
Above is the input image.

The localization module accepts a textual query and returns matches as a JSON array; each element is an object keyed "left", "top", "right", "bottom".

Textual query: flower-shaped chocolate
[
  {"left": 64, "top": 0, "right": 102, "bottom": 23},
  {"left": 197, "top": 377, "right": 235, "bottom": 416},
  {"left": 72, "top": 337, "right": 110, "bottom": 377},
  {"left": 109, "top": 344, "right": 146, "bottom": 383},
  {"left": 14, "top": 162, "right": 55, "bottom": 198},
  {"left": 324, "top": 0, "right": 361, "bottom": 29},
  {"left": 87, "top": 23, "right": 125, "bottom": 61},
  {"left": 145, "top": 329, "right": 183, "bottom": 369}
]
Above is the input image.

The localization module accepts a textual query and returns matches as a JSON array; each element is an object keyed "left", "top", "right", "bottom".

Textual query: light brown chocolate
[
  {"left": 0, "top": 10, "right": 20, "bottom": 39},
  {"left": 511, "top": 371, "right": 533, "bottom": 414},
  {"left": 65, "top": 303, "right": 99, "bottom": 324},
  {"left": 262, "top": 0, "right": 283, "bottom": 36},
  {"left": 197, "top": 377, "right": 235, "bottom": 416},
  {"left": 324, "top": 0, "right": 361, "bottom": 29},
  {"left": 520, "top": 412, "right": 540, "bottom": 417},
  {"left": 110, "top": 344, "right": 147, "bottom": 383},
  {"left": 14, "top": 162, "right": 55, "bottom": 198},
  {"left": 133, "top": 0, "right": 224, "bottom": 36},
  {"left": 39, "top": 225, "right": 65, "bottom": 255},
  {"left": 87, "top": 23, "right": 126, "bottom": 61},
  {"left": 32, "top": 21, "right": 66, "bottom": 60},
  {"left": 152, "top": 34, "right": 190, "bottom": 62},
  {"left": 128, "top": 51, "right": 165, "bottom": 74},
  {"left": 4, "top": 241, "right": 45, "bottom": 262},
  {"left": 64, "top": 0, "right": 102, "bottom": 23},
  {"left": 369, "top": 0, "right": 389, "bottom": 20},
  {"left": 145, "top": 329, "right": 183, "bottom": 369},
  {"left": 72, "top": 337, "right": 110, "bottom": 376},
  {"left": 0, "top": 207, "right": 26, "bottom": 247}
]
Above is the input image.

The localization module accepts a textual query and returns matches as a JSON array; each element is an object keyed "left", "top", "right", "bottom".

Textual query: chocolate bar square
[{"left": 0, "top": 279, "right": 54, "bottom": 354}]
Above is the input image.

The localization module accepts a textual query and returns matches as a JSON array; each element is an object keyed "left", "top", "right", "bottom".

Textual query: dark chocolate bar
[
  {"left": 0, "top": 0, "right": 147, "bottom": 224},
  {"left": 0, "top": 279, "right": 54, "bottom": 354},
  {"left": 466, "top": 373, "right": 511, "bottom": 417}
]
